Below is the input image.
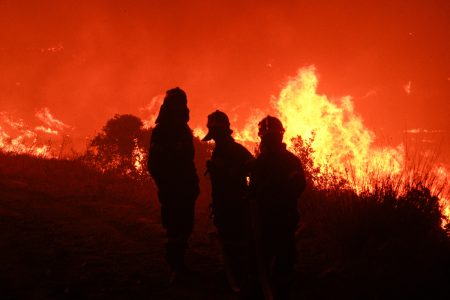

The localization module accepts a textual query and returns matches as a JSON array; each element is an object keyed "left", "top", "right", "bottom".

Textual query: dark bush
[{"left": 85, "top": 114, "right": 151, "bottom": 178}]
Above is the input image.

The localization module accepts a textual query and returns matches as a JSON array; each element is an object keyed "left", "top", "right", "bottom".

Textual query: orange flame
[
  {"left": 222, "top": 66, "right": 449, "bottom": 226},
  {"left": 225, "top": 66, "right": 404, "bottom": 189},
  {"left": 275, "top": 66, "right": 405, "bottom": 189},
  {"left": 140, "top": 95, "right": 164, "bottom": 129},
  {"left": 35, "top": 107, "right": 69, "bottom": 131},
  {"left": 0, "top": 108, "right": 71, "bottom": 158},
  {"left": 132, "top": 138, "right": 146, "bottom": 173},
  {"left": 193, "top": 127, "right": 207, "bottom": 140},
  {"left": 442, "top": 200, "right": 450, "bottom": 228}
]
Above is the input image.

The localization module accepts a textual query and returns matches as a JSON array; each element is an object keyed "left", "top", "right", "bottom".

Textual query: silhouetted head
[
  {"left": 258, "top": 115, "right": 285, "bottom": 151},
  {"left": 155, "top": 87, "right": 190, "bottom": 125},
  {"left": 202, "top": 110, "right": 233, "bottom": 142}
]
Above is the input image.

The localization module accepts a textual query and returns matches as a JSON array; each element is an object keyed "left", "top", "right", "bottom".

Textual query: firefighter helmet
[
  {"left": 258, "top": 115, "right": 285, "bottom": 137},
  {"left": 202, "top": 110, "right": 231, "bottom": 141}
]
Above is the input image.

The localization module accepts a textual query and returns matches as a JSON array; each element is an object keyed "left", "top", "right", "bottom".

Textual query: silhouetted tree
[{"left": 87, "top": 114, "right": 150, "bottom": 177}]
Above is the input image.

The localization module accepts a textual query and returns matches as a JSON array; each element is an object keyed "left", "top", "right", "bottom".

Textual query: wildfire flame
[
  {"left": 1, "top": 67, "right": 448, "bottom": 226},
  {"left": 35, "top": 107, "right": 70, "bottom": 132},
  {"left": 278, "top": 67, "right": 403, "bottom": 183},
  {"left": 132, "top": 138, "right": 146, "bottom": 174},
  {"left": 140, "top": 95, "right": 164, "bottom": 129},
  {"left": 0, "top": 108, "right": 71, "bottom": 157},
  {"left": 228, "top": 66, "right": 449, "bottom": 225},
  {"left": 231, "top": 66, "right": 404, "bottom": 186},
  {"left": 193, "top": 127, "right": 207, "bottom": 140}
]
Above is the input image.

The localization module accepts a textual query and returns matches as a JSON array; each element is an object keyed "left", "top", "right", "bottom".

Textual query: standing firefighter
[
  {"left": 203, "top": 110, "right": 253, "bottom": 292},
  {"left": 147, "top": 87, "right": 199, "bottom": 282},
  {"left": 248, "top": 116, "right": 306, "bottom": 300}
]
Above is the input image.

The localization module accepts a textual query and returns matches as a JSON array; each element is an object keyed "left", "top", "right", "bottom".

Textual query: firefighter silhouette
[
  {"left": 203, "top": 110, "right": 253, "bottom": 292},
  {"left": 147, "top": 87, "right": 199, "bottom": 283},
  {"left": 246, "top": 116, "right": 306, "bottom": 300}
]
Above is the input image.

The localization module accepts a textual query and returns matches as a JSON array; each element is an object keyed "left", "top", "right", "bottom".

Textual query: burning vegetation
[
  {"left": 0, "top": 67, "right": 449, "bottom": 298},
  {"left": 1, "top": 66, "right": 449, "bottom": 226}
]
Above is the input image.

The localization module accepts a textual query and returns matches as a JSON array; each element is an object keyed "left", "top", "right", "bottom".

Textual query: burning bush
[{"left": 291, "top": 133, "right": 349, "bottom": 191}]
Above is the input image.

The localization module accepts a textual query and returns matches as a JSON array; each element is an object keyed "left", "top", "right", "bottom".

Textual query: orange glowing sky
[{"left": 0, "top": 0, "right": 449, "bottom": 155}]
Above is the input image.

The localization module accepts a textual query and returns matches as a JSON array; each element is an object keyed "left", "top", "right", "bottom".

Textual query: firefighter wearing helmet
[
  {"left": 246, "top": 115, "right": 306, "bottom": 300},
  {"left": 147, "top": 87, "right": 199, "bottom": 283},
  {"left": 203, "top": 110, "right": 254, "bottom": 292}
]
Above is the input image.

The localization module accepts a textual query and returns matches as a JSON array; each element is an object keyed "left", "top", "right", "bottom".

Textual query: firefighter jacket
[
  {"left": 206, "top": 137, "right": 253, "bottom": 235},
  {"left": 148, "top": 124, "right": 199, "bottom": 201},
  {"left": 249, "top": 143, "right": 306, "bottom": 233}
]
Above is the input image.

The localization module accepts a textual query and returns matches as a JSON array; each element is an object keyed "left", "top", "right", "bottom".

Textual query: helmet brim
[{"left": 202, "top": 131, "right": 213, "bottom": 141}]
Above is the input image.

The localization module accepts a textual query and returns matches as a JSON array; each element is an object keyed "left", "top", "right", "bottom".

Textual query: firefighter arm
[{"left": 287, "top": 161, "right": 307, "bottom": 199}]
